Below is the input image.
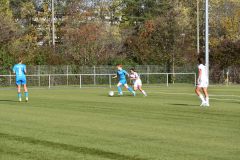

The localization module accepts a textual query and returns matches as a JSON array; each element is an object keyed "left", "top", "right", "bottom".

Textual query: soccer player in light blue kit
[
  {"left": 13, "top": 59, "right": 29, "bottom": 102},
  {"left": 113, "top": 64, "right": 136, "bottom": 96}
]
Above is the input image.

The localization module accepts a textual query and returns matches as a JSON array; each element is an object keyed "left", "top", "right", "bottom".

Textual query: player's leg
[
  {"left": 17, "top": 83, "right": 22, "bottom": 102},
  {"left": 195, "top": 86, "right": 206, "bottom": 106},
  {"left": 133, "top": 83, "right": 138, "bottom": 91},
  {"left": 138, "top": 85, "right": 147, "bottom": 96},
  {"left": 22, "top": 78, "right": 28, "bottom": 101},
  {"left": 117, "top": 82, "right": 123, "bottom": 95},
  {"left": 23, "top": 84, "right": 29, "bottom": 102},
  {"left": 133, "top": 86, "right": 138, "bottom": 91},
  {"left": 203, "top": 87, "right": 209, "bottom": 106},
  {"left": 135, "top": 80, "right": 147, "bottom": 96},
  {"left": 124, "top": 83, "right": 136, "bottom": 96}
]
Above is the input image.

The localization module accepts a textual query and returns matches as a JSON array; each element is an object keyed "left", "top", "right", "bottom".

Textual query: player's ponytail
[
  {"left": 130, "top": 68, "right": 135, "bottom": 72},
  {"left": 18, "top": 57, "right": 23, "bottom": 64},
  {"left": 198, "top": 57, "right": 204, "bottom": 65}
]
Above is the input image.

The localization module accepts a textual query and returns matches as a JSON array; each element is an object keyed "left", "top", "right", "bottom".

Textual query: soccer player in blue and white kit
[
  {"left": 113, "top": 64, "right": 136, "bottom": 96},
  {"left": 13, "top": 59, "right": 29, "bottom": 102}
]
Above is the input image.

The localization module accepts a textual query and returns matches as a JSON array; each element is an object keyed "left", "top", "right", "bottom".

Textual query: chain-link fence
[
  {"left": 17, "top": 65, "right": 195, "bottom": 74},
  {"left": 210, "top": 66, "right": 240, "bottom": 85},
  {"left": 0, "top": 73, "right": 196, "bottom": 88},
  {"left": 0, "top": 65, "right": 239, "bottom": 88}
]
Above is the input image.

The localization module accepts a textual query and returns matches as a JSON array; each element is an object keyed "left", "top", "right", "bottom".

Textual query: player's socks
[
  {"left": 127, "top": 87, "right": 133, "bottom": 93},
  {"left": 18, "top": 93, "right": 22, "bottom": 102},
  {"left": 128, "top": 87, "right": 133, "bottom": 92},
  {"left": 117, "top": 86, "right": 123, "bottom": 95},
  {"left": 128, "top": 87, "right": 136, "bottom": 96},
  {"left": 25, "top": 92, "right": 29, "bottom": 101},
  {"left": 142, "top": 90, "right": 147, "bottom": 96},
  {"left": 199, "top": 94, "right": 206, "bottom": 106},
  {"left": 133, "top": 91, "right": 136, "bottom": 96},
  {"left": 205, "top": 96, "right": 210, "bottom": 106},
  {"left": 199, "top": 94, "right": 205, "bottom": 102}
]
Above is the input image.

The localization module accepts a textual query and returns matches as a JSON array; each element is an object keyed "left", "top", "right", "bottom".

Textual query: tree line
[{"left": 0, "top": 0, "right": 239, "bottom": 72}]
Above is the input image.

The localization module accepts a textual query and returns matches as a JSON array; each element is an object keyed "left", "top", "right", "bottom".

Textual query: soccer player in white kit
[
  {"left": 130, "top": 68, "right": 147, "bottom": 96},
  {"left": 195, "top": 57, "right": 210, "bottom": 107}
]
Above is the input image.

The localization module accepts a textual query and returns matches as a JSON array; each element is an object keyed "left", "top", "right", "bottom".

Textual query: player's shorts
[
  {"left": 197, "top": 80, "right": 208, "bottom": 88},
  {"left": 133, "top": 80, "right": 142, "bottom": 88},
  {"left": 118, "top": 79, "right": 127, "bottom": 85},
  {"left": 16, "top": 78, "right": 27, "bottom": 85}
]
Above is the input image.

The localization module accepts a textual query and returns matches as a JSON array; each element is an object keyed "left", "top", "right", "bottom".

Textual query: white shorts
[
  {"left": 198, "top": 80, "right": 208, "bottom": 88},
  {"left": 133, "top": 80, "right": 142, "bottom": 88}
]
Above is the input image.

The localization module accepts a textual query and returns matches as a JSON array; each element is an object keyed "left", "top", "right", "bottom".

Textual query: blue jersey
[
  {"left": 117, "top": 69, "right": 128, "bottom": 81},
  {"left": 13, "top": 64, "right": 26, "bottom": 80}
]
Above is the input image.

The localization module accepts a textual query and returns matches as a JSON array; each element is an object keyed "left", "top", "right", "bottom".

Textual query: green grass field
[{"left": 0, "top": 85, "right": 240, "bottom": 160}]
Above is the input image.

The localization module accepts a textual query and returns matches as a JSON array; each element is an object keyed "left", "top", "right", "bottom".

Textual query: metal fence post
[
  {"left": 147, "top": 66, "right": 150, "bottom": 84},
  {"left": 194, "top": 73, "right": 197, "bottom": 86},
  {"left": 38, "top": 65, "right": 41, "bottom": 87},
  {"left": 79, "top": 75, "right": 82, "bottom": 88},
  {"left": 167, "top": 73, "right": 169, "bottom": 87},
  {"left": 9, "top": 72, "right": 12, "bottom": 86},
  {"left": 93, "top": 66, "right": 96, "bottom": 86},
  {"left": 67, "top": 65, "right": 69, "bottom": 86},
  {"left": 226, "top": 69, "right": 229, "bottom": 86},
  {"left": 48, "top": 75, "right": 51, "bottom": 89},
  {"left": 109, "top": 74, "right": 112, "bottom": 88}
]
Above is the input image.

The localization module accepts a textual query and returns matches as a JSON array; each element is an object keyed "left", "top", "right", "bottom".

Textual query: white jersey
[
  {"left": 130, "top": 72, "right": 140, "bottom": 83},
  {"left": 130, "top": 72, "right": 142, "bottom": 87},
  {"left": 198, "top": 64, "right": 208, "bottom": 87},
  {"left": 198, "top": 64, "right": 207, "bottom": 81}
]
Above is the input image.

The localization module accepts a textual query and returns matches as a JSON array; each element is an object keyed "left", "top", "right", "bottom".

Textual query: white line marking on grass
[
  {"left": 210, "top": 98, "right": 240, "bottom": 102},
  {"left": 145, "top": 91, "right": 240, "bottom": 102},
  {"left": 115, "top": 90, "right": 240, "bottom": 102},
  {"left": 148, "top": 90, "right": 240, "bottom": 97},
  {"left": 208, "top": 94, "right": 240, "bottom": 98}
]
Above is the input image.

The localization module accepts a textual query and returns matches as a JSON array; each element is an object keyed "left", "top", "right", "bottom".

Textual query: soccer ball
[{"left": 108, "top": 91, "right": 114, "bottom": 97}]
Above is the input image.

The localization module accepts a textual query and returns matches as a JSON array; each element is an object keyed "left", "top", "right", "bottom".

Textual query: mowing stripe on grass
[
  {"left": 0, "top": 132, "right": 148, "bottom": 160},
  {"left": 115, "top": 91, "right": 240, "bottom": 102},
  {"left": 149, "top": 91, "right": 240, "bottom": 102}
]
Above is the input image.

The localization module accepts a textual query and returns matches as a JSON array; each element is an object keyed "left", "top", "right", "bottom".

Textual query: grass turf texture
[{"left": 0, "top": 85, "right": 239, "bottom": 160}]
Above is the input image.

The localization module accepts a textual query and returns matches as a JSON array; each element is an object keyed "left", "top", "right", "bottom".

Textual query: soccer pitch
[{"left": 0, "top": 85, "right": 239, "bottom": 160}]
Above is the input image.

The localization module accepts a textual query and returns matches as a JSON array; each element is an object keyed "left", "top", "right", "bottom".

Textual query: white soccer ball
[{"left": 109, "top": 91, "right": 114, "bottom": 97}]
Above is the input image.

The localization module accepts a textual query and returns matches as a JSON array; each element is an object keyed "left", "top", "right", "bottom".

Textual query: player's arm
[
  {"left": 130, "top": 75, "right": 137, "bottom": 80},
  {"left": 12, "top": 66, "right": 16, "bottom": 74},
  {"left": 123, "top": 70, "right": 130, "bottom": 77},
  {"left": 112, "top": 72, "right": 118, "bottom": 79},
  {"left": 130, "top": 73, "right": 138, "bottom": 80},
  {"left": 24, "top": 65, "right": 27, "bottom": 74}
]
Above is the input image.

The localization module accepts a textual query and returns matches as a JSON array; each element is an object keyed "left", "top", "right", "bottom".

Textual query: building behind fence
[{"left": 0, "top": 65, "right": 239, "bottom": 87}]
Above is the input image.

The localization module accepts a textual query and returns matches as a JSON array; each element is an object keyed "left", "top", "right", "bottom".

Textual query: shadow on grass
[
  {"left": 101, "top": 94, "right": 135, "bottom": 98},
  {"left": 0, "top": 132, "right": 148, "bottom": 160},
  {"left": 170, "top": 103, "right": 199, "bottom": 107},
  {"left": 0, "top": 100, "right": 19, "bottom": 103}
]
